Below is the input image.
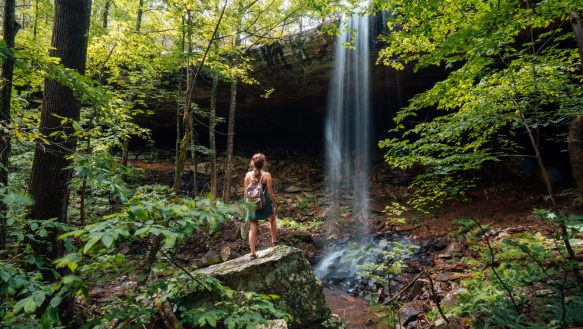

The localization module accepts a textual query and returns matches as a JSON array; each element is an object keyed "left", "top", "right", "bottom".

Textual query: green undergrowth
[
  {"left": 360, "top": 210, "right": 583, "bottom": 328},
  {"left": 436, "top": 215, "right": 583, "bottom": 328},
  {"left": 1, "top": 166, "right": 289, "bottom": 329},
  {"left": 277, "top": 216, "right": 323, "bottom": 232}
]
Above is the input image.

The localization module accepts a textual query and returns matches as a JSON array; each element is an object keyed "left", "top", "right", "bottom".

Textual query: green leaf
[
  {"left": 198, "top": 316, "right": 207, "bottom": 326},
  {"left": 207, "top": 313, "right": 218, "bottom": 327},
  {"left": 0, "top": 270, "right": 10, "bottom": 282},
  {"left": 32, "top": 291, "right": 46, "bottom": 306},
  {"left": 101, "top": 233, "right": 115, "bottom": 248},
  {"left": 54, "top": 253, "right": 81, "bottom": 272},
  {"left": 13, "top": 297, "right": 29, "bottom": 314},
  {"left": 84, "top": 235, "right": 101, "bottom": 254},
  {"left": 50, "top": 296, "right": 63, "bottom": 307},
  {"left": 24, "top": 297, "right": 38, "bottom": 314},
  {"left": 62, "top": 275, "right": 82, "bottom": 285}
]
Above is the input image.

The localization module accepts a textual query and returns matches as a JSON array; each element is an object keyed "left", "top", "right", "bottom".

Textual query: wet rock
[
  {"left": 432, "top": 272, "right": 475, "bottom": 282},
  {"left": 399, "top": 302, "right": 424, "bottom": 325},
  {"left": 437, "top": 241, "right": 462, "bottom": 259},
  {"left": 197, "top": 245, "right": 342, "bottom": 329},
  {"left": 220, "top": 246, "right": 238, "bottom": 262},
  {"left": 441, "top": 288, "right": 469, "bottom": 307},
  {"left": 284, "top": 185, "right": 302, "bottom": 193},
  {"left": 200, "top": 249, "right": 222, "bottom": 266},
  {"left": 422, "top": 237, "right": 449, "bottom": 251},
  {"left": 433, "top": 318, "right": 448, "bottom": 328},
  {"left": 258, "top": 319, "right": 288, "bottom": 329}
]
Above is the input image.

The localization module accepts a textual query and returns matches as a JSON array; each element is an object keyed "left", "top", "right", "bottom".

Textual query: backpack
[{"left": 246, "top": 172, "right": 266, "bottom": 211}]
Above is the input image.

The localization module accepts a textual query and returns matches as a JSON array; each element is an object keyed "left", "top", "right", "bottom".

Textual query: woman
[{"left": 244, "top": 153, "right": 278, "bottom": 259}]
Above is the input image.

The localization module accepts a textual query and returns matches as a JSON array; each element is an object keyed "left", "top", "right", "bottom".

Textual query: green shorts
[{"left": 245, "top": 191, "right": 273, "bottom": 221}]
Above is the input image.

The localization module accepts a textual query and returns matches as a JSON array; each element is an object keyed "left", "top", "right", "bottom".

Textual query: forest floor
[{"left": 127, "top": 150, "right": 583, "bottom": 328}]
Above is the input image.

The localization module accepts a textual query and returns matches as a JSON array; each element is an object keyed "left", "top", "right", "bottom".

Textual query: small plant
[
  {"left": 277, "top": 217, "right": 323, "bottom": 232},
  {"left": 383, "top": 202, "right": 408, "bottom": 226}
]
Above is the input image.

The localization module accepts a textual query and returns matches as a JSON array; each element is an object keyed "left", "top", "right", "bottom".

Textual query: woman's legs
[
  {"left": 249, "top": 220, "right": 259, "bottom": 256},
  {"left": 268, "top": 215, "right": 278, "bottom": 244}
]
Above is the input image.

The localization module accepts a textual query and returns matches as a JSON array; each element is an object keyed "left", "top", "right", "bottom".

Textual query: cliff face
[{"left": 139, "top": 21, "right": 443, "bottom": 153}]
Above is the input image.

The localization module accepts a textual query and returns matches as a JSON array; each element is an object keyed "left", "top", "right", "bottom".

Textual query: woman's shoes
[
  {"left": 249, "top": 253, "right": 258, "bottom": 260},
  {"left": 271, "top": 241, "right": 279, "bottom": 246}
]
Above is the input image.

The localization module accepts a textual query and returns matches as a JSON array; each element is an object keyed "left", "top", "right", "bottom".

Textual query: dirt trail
[{"left": 324, "top": 288, "right": 380, "bottom": 328}]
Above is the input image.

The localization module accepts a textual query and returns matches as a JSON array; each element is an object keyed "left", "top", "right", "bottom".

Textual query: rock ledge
[{"left": 198, "top": 245, "right": 343, "bottom": 329}]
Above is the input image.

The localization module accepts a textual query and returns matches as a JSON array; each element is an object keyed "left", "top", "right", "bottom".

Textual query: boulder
[
  {"left": 198, "top": 245, "right": 343, "bottom": 329},
  {"left": 199, "top": 249, "right": 222, "bottom": 267},
  {"left": 258, "top": 319, "right": 288, "bottom": 329},
  {"left": 441, "top": 288, "right": 469, "bottom": 308}
]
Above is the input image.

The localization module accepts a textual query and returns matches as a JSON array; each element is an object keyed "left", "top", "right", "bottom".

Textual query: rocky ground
[{"left": 125, "top": 149, "right": 583, "bottom": 329}]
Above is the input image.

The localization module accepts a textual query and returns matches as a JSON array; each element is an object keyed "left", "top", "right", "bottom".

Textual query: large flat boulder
[{"left": 197, "top": 245, "right": 342, "bottom": 329}]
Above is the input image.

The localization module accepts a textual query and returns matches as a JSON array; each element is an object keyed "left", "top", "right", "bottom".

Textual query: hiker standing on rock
[{"left": 244, "top": 153, "right": 278, "bottom": 259}]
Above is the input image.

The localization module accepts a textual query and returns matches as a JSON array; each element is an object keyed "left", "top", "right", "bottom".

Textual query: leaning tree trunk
[
  {"left": 0, "top": 0, "right": 20, "bottom": 251},
  {"left": 209, "top": 70, "right": 219, "bottom": 197},
  {"left": 28, "top": 0, "right": 92, "bottom": 260},
  {"left": 569, "top": 10, "right": 583, "bottom": 197},
  {"left": 173, "top": 1, "right": 228, "bottom": 193},
  {"left": 223, "top": 77, "right": 238, "bottom": 203}
]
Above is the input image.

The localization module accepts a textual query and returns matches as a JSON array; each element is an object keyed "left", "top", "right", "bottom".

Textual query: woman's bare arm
[
  {"left": 243, "top": 172, "right": 251, "bottom": 200},
  {"left": 265, "top": 173, "right": 276, "bottom": 215}
]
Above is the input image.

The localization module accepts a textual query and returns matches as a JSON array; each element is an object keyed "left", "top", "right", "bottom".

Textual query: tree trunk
[
  {"left": 33, "top": 0, "right": 39, "bottom": 38},
  {"left": 569, "top": 11, "right": 583, "bottom": 197},
  {"left": 119, "top": 0, "right": 144, "bottom": 180},
  {"left": 175, "top": 17, "right": 185, "bottom": 165},
  {"left": 173, "top": 10, "right": 194, "bottom": 194},
  {"left": 571, "top": 11, "right": 583, "bottom": 76},
  {"left": 209, "top": 71, "right": 219, "bottom": 197},
  {"left": 121, "top": 138, "right": 130, "bottom": 167},
  {"left": 103, "top": 0, "right": 111, "bottom": 29},
  {"left": 190, "top": 117, "right": 197, "bottom": 196},
  {"left": 569, "top": 117, "right": 583, "bottom": 197},
  {"left": 136, "top": 0, "right": 144, "bottom": 32},
  {"left": 28, "top": 0, "right": 92, "bottom": 260},
  {"left": 0, "top": 0, "right": 20, "bottom": 251},
  {"left": 173, "top": 1, "right": 228, "bottom": 193},
  {"left": 223, "top": 78, "right": 238, "bottom": 203}
]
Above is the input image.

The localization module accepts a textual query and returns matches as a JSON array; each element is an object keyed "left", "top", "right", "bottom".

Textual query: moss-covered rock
[{"left": 197, "top": 245, "right": 343, "bottom": 329}]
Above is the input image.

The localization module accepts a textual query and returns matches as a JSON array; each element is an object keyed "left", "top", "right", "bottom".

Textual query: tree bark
[
  {"left": 571, "top": 11, "right": 583, "bottom": 76},
  {"left": 209, "top": 70, "right": 219, "bottom": 198},
  {"left": 121, "top": 137, "right": 130, "bottom": 168},
  {"left": 0, "top": 0, "right": 20, "bottom": 251},
  {"left": 173, "top": 10, "right": 194, "bottom": 194},
  {"left": 136, "top": 0, "right": 144, "bottom": 32},
  {"left": 28, "top": 0, "right": 92, "bottom": 259},
  {"left": 120, "top": 0, "right": 144, "bottom": 179},
  {"left": 569, "top": 11, "right": 583, "bottom": 197},
  {"left": 175, "top": 16, "right": 185, "bottom": 165},
  {"left": 222, "top": 78, "right": 238, "bottom": 203},
  {"left": 569, "top": 117, "right": 583, "bottom": 196},
  {"left": 33, "top": 0, "right": 39, "bottom": 38},
  {"left": 190, "top": 117, "right": 197, "bottom": 196},
  {"left": 103, "top": 0, "right": 111, "bottom": 29},
  {"left": 173, "top": 0, "right": 228, "bottom": 193}
]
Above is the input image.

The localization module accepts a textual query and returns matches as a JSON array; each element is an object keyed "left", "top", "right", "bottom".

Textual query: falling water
[
  {"left": 315, "top": 8, "right": 374, "bottom": 286},
  {"left": 325, "top": 11, "right": 371, "bottom": 233}
]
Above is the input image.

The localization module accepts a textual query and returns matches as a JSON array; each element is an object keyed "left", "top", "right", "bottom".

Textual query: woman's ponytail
[{"left": 251, "top": 153, "right": 266, "bottom": 181}]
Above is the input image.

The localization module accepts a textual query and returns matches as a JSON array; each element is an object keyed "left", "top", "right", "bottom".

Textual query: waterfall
[{"left": 325, "top": 11, "right": 371, "bottom": 233}]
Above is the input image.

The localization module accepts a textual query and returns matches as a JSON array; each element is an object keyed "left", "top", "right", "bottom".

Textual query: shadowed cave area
[{"left": 138, "top": 19, "right": 443, "bottom": 154}]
